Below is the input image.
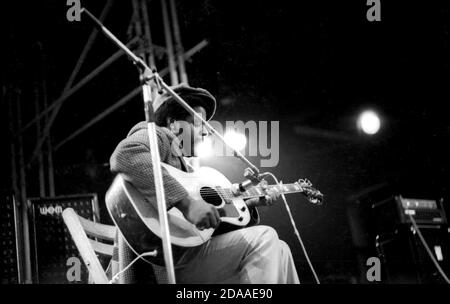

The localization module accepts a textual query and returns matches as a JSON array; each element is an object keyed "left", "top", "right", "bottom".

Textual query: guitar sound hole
[{"left": 200, "top": 187, "right": 223, "bottom": 206}]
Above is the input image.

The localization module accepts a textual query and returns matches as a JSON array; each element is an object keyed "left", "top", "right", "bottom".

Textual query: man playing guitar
[{"left": 109, "top": 84, "right": 300, "bottom": 283}]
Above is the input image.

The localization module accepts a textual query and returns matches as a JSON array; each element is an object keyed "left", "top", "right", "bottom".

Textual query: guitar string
[
  {"left": 200, "top": 191, "right": 296, "bottom": 196},
  {"left": 202, "top": 185, "right": 295, "bottom": 195},
  {"left": 201, "top": 187, "right": 294, "bottom": 195},
  {"left": 200, "top": 184, "right": 299, "bottom": 203},
  {"left": 200, "top": 191, "right": 298, "bottom": 200},
  {"left": 203, "top": 187, "right": 295, "bottom": 194},
  {"left": 200, "top": 187, "right": 296, "bottom": 196}
]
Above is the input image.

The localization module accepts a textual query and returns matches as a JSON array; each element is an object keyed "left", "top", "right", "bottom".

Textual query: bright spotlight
[
  {"left": 196, "top": 137, "right": 213, "bottom": 158},
  {"left": 224, "top": 130, "right": 247, "bottom": 151},
  {"left": 358, "top": 110, "right": 380, "bottom": 135}
]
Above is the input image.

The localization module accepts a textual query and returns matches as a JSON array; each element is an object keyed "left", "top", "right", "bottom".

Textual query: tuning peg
[{"left": 311, "top": 198, "right": 321, "bottom": 205}]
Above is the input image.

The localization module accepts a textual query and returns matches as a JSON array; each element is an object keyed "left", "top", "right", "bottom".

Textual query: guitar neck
[
  {"left": 241, "top": 183, "right": 304, "bottom": 199},
  {"left": 216, "top": 183, "right": 303, "bottom": 201}
]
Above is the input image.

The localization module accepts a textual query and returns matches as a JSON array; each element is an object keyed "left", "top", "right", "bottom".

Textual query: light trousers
[{"left": 174, "top": 225, "right": 300, "bottom": 284}]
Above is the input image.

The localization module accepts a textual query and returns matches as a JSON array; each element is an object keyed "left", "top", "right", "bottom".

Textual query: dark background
[{"left": 1, "top": 0, "right": 449, "bottom": 283}]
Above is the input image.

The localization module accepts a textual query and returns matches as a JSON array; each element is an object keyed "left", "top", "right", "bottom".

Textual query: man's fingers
[
  {"left": 196, "top": 207, "right": 221, "bottom": 230},
  {"left": 268, "top": 189, "right": 280, "bottom": 200},
  {"left": 255, "top": 195, "right": 269, "bottom": 206}
]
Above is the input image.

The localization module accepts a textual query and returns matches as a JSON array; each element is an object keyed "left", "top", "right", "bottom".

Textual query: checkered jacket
[
  {"left": 110, "top": 121, "right": 191, "bottom": 210},
  {"left": 108, "top": 122, "right": 191, "bottom": 283}
]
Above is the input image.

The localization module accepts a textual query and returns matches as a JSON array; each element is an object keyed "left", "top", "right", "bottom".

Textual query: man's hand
[
  {"left": 245, "top": 184, "right": 280, "bottom": 208},
  {"left": 175, "top": 196, "right": 221, "bottom": 230}
]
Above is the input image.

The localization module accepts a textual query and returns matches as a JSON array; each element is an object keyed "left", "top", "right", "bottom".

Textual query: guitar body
[{"left": 106, "top": 164, "right": 251, "bottom": 265}]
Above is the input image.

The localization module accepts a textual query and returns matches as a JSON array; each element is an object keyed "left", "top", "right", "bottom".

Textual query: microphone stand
[
  {"left": 81, "top": 8, "right": 176, "bottom": 283},
  {"left": 81, "top": 7, "right": 268, "bottom": 283}
]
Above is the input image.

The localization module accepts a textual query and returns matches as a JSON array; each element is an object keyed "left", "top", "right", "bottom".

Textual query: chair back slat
[
  {"left": 89, "top": 239, "right": 114, "bottom": 257},
  {"left": 78, "top": 216, "right": 116, "bottom": 241}
]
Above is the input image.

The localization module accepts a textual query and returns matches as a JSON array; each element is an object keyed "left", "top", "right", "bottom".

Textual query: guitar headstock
[{"left": 295, "top": 179, "right": 324, "bottom": 205}]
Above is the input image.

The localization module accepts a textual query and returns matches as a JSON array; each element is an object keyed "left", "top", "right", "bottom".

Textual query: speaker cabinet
[
  {"left": 376, "top": 225, "right": 450, "bottom": 284},
  {"left": 28, "top": 194, "right": 100, "bottom": 284},
  {"left": 0, "top": 194, "right": 22, "bottom": 284}
]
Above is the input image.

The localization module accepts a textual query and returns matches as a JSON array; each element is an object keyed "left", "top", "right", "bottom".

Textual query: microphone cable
[
  {"left": 262, "top": 172, "right": 321, "bottom": 284},
  {"left": 109, "top": 250, "right": 158, "bottom": 284},
  {"left": 408, "top": 214, "right": 450, "bottom": 284}
]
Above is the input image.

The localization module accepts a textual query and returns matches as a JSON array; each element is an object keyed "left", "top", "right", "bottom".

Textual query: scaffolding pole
[
  {"left": 169, "top": 0, "right": 188, "bottom": 84},
  {"left": 15, "top": 88, "right": 32, "bottom": 283},
  {"left": 139, "top": 0, "right": 158, "bottom": 104},
  {"left": 33, "top": 81, "right": 46, "bottom": 197},
  {"left": 131, "top": 0, "right": 144, "bottom": 41},
  {"left": 7, "top": 85, "right": 23, "bottom": 283},
  {"left": 46, "top": 135, "right": 55, "bottom": 196},
  {"left": 140, "top": 0, "right": 156, "bottom": 69},
  {"left": 37, "top": 42, "right": 56, "bottom": 196},
  {"left": 161, "top": 0, "right": 179, "bottom": 85},
  {"left": 7, "top": 87, "right": 20, "bottom": 215}
]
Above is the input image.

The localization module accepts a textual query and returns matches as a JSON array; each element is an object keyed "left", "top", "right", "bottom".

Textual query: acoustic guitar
[{"left": 106, "top": 163, "right": 323, "bottom": 265}]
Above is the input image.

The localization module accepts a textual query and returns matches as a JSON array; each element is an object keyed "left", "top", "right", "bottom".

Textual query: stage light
[
  {"left": 358, "top": 110, "right": 380, "bottom": 135},
  {"left": 196, "top": 137, "right": 213, "bottom": 158},
  {"left": 224, "top": 130, "right": 247, "bottom": 151}
]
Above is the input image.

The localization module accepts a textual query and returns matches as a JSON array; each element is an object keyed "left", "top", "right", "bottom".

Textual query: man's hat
[{"left": 153, "top": 84, "right": 217, "bottom": 122}]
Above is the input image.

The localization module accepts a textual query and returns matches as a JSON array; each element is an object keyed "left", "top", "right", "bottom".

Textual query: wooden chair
[{"left": 62, "top": 207, "right": 116, "bottom": 284}]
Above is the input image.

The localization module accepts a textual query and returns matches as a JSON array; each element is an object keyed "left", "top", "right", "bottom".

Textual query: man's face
[{"left": 171, "top": 105, "right": 208, "bottom": 156}]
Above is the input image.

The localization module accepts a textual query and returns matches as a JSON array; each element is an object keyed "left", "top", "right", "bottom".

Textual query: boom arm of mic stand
[
  {"left": 81, "top": 8, "right": 148, "bottom": 71},
  {"left": 81, "top": 7, "right": 175, "bottom": 284}
]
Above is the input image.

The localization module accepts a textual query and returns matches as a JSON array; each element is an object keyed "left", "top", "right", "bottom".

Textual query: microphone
[
  {"left": 231, "top": 168, "right": 271, "bottom": 196},
  {"left": 230, "top": 179, "right": 254, "bottom": 196},
  {"left": 231, "top": 172, "right": 272, "bottom": 196}
]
